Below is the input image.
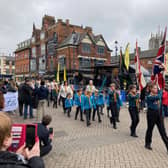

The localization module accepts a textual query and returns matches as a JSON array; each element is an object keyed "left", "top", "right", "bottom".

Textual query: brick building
[
  {"left": 15, "top": 39, "right": 31, "bottom": 79},
  {"left": 15, "top": 15, "right": 112, "bottom": 80},
  {"left": 0, "top": 54, "right": 15, "bottom": 77}
]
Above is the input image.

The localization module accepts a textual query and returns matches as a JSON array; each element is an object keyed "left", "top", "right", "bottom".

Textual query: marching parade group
[{"left": 0, "top": 76, "right": 168, "bottom": 168}]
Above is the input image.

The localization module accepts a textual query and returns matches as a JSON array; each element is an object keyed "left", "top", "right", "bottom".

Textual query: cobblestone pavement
[{"left": 12, "top": 104, "right": 168, "bottom": 168}]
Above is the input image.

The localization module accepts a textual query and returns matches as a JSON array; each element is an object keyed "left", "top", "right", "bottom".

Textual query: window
[
  {"left": 82, "top": 43, "right": 91, "bottom": 53},
  {"left": 32, "top": 37, "right": 35, "bottom": 43},
  {"left": 6, "top": 60, "right": 10, "bottom": 65},
  {"left": 6, "top": 68, "right": 10, "bottom": 74},
  {"left": 79, "top": 58, "right": 91, "bottom": 69},
  {"left": 12, "top": 69, "right": 15, "bottom": 74},
  {"left": 41, "top": 44, "right": 46, "bottom": 56},
  {"left": 59, "top": 57, "right": 65, "bottom": 70},
  {"left": 94, "top": 60, "right": 104, "bottom": 66},
  {"left": 32, "top": 47, "right": 36, "bottom": 57},
  {"left": 97, "top": 46, "right": 105, "bottom": 55},
  {"left": 40, "top": 32, "right": 45, "bottom": 40}
]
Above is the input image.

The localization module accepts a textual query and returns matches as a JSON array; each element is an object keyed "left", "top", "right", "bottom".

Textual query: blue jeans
[{"left": 24, "top": 104, "right": 33, "bottom": 119}]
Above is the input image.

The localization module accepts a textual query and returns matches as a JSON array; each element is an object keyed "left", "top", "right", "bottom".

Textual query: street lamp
[{"left": 115, "top": 41, "right": 118, "bottom": 57}]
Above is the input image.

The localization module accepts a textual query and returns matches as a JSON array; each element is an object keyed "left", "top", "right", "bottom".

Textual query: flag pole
[{"left": 161, "top": 26, "right": 167, "bottom": 117}]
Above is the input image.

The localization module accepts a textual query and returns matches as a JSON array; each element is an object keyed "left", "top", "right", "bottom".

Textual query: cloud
[{"left": 0, "top": 0, "right": 168, "bottom": 55}]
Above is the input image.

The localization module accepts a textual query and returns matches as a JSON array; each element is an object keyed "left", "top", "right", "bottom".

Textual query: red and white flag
[{"left": 135, "top": 41, "right": 146, "bottom": 90}]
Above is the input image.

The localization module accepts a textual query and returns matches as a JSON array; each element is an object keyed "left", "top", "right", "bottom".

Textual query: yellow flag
[
  {"left": 57, "top": 63, "right": 60, "bottom": 82},
  {"left": 124, "top": 43, "right": 130, "bottom": 70},
  {"left": 64, "top": 66, "right": 67, "bottom": 81}
]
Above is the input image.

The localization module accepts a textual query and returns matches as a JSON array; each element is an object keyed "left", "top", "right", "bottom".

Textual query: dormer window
[
  {"left": 97, "top": 46, "right": 105, "bottom": 55},
  {"left": 82, "top": 43, "right": 91, "bottom": 53}
]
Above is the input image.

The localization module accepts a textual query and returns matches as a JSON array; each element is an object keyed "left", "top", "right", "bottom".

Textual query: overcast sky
[{"left": 0, "top": 0, "right": 168, "bottom": 56}]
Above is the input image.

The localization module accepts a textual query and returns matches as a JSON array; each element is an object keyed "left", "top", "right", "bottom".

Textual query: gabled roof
[
  {"left": 58, "top": 32, "right": 112, "bottom": 51},
  {"left": 94, "top": 34, "right": 111, "bottom": 51}
]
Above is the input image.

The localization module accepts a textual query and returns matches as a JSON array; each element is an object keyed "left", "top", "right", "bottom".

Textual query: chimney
[
  {"left": 66, "top": 19, "right": 69, "bottom": 26},
  {"left": 85, "top": 26, "right": 92, "bottom": 33}
]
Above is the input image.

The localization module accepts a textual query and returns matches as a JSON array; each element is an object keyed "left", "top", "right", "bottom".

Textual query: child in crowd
[
  {"left": 128, "top": 85, "right": 140, "bottom": 137},
  {"left": 105, "top": 90, "right": 110, "bottom": 118},
  {"left": 91, "top": 90, "right": 101, "bottom": 123},
  {"left": 52, "top": 84, "right": 58, "bottom": 108},
  {"left": 65, "top": 93, "right": 73, "bottom": 117},
  {"left": 97, "top": 90, "right": 105, "bottom": 115},
  {"left": 83, "top": 90, "right": 92, "bottom": 127},
  {"left": 108, "top": 83, "right": 120, "bottom": 129},
  {"left": 74, "top": 89, "right": 84, "bottom": 121}
]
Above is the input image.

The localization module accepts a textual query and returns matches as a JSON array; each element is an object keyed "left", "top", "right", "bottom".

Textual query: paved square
[{"left": 12, "top": 105, "right": 168, "bottom": 168}]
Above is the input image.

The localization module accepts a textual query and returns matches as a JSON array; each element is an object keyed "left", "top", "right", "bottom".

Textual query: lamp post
[{"left": 114, "top": 40, "right": 118, "bottom": 57}]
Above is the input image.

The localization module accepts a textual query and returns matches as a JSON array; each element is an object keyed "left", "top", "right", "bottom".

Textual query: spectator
[
  {"left": 37, "top": 115, "right": 53, "bottom": 157},
  {"left": 0, "top": 112, "right": 44, "bottom": 168},
  {"left": 18, "top": 82, "right": 24, "bottom": 116},
  {"left": 37, "top": 81, "right": 49, "bottom": 121},
  {"left": 0, "top": 91, "right": 5, "bottom": 112},
  {"left": 86, "top": 80, "right": 96, "bottom": 93},
  {"left": 22, "top": 78, "right": 34, "bottom": 119}
]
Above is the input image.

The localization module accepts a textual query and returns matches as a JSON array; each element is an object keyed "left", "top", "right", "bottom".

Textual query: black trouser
[
  {"left": 66, "top": 107, "right": 71, "bottom": 117},
  {"left": 53, "top": 96, "right": 57, "bottom": 108},
  {"left": 58, "top": 96, "right": 61, "bottom": 105},
  {"left": 129, "top": 106, "right": 139, "bottom": 135},
  {"left": 18, "top": 100, "right": 23, "bottom": 116},
  {"left": 92, "top": 106, "right": 101, "bottom": 121},
  {"left": 116, "top": 107, "right": 120, "bottom": 121},
  {"left": 98, "top": 105, "right": 104, "bottom": 114},
  {"left": 61, "top": 96, "right": 66, "bottom": 113},
  {"left": 40, "top": 144, "right": 52, "bottom": 157},
  {"left": 109, "top": 102, "right": 117, "bottom": 127},
  {"left": 145, "top": 108, "right": 168, "bottom": 150},
  {"left": 107, "top": 106, "right": 110, "bottom": 117},
  {"left": 85, "top": 109, "right": 91, "bottom": 125},
  {"left": 75, "top": 106, "right": 83, "bottom": 120}
]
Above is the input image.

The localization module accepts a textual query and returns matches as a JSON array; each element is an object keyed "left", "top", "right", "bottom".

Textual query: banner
[{"left": 3, "top": 92, "right": 18, "bottom": 112}]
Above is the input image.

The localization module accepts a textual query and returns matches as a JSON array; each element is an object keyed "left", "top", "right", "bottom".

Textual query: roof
[{"left": 58, "top": 32, "right": 112, "bottom": 51}]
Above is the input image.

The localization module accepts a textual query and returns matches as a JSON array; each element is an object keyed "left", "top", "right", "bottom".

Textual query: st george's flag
[
  {"left": 135, "top": 41, "right": 146, "bottom": 90},
  {"left": 151, "top": 27, "right": 167, "bottom": 89}
]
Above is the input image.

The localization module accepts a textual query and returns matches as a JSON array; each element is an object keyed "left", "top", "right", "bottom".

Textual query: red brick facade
[{"left": 15, "top": 15, "right": 111, "bottom": 78}]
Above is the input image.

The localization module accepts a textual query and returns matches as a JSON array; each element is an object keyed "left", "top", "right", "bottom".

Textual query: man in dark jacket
[
  {"left": 38, "top": 115, "right": 53, "bottom": 157},
  {"left": 18, "top": 83, "right": 24, "bottom": 116},
  {"left": 0, "top": 113, "right": 44, "bottom": 168},
  {"left": 36, "top": 81, "right": 49, "bottom": 121},
  {"left": 22, "top": 78, "right": 33, "bottom": 119}
]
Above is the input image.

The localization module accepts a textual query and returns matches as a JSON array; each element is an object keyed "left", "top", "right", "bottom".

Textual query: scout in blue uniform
[
  {"left": 108, "top": 83, "right": 120, "bottom": 129},
  {"left": 83, "top": 90, "right": 92, "bottom": 127},
  {"left": 128, "top": 85, "right": 140, "bottom": 137},
  {"left": 91, "top": 90, "right": 101, "bottom": 122},
  {"left": 74, "top": 89, "right": 84, "bottom": 121},
  {"left": 105, "top": 90, "right": 110, "bottom": 118},
  {"left": 145, "top": 84, "right": 168, "bottom": 152},
  {"left": 116, "top": 92, "right": 122, "bottom": 122},
  {"left": 65, "top": 93, "right": 73, "bottom": 117},
  {"left": 97, "top": 91, "right": 105, "bottom": 115}
]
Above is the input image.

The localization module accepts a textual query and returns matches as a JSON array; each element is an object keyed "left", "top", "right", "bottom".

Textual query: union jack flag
[{"left": 151, "top": 27, "right": 167, "bottom": 89}]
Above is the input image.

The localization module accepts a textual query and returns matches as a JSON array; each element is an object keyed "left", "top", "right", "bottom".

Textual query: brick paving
[{"left": 11, "top": 104, "right": 168, "bottom": 168}]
